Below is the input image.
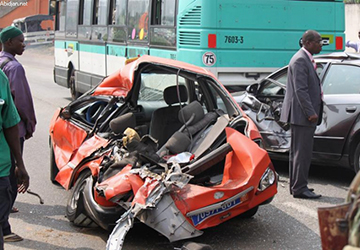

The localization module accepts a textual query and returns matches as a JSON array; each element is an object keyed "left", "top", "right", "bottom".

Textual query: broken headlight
[{"left": 258, "top": 167, "right": 276, "bottom": 192}]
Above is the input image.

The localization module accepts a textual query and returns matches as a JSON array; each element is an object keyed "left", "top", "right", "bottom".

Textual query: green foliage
[{"left": 344, "top": 0, "right": 360, "bottom": 3}]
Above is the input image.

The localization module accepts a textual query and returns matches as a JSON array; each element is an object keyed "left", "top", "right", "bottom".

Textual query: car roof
[
  {"left": 262, "top": 52, "right": 360, "bottom": 82},
  {"left": 12, "top": 15, "right": 53, "bottom": 24},
  {"left": 93, "top": 55, "right": 219, "bottom": 97},
  {"left": 314, "top": 52, "right": 360, "bottom": 64},
  {"left": 133, "top": 55, "right": 216, "bottom": 76}
]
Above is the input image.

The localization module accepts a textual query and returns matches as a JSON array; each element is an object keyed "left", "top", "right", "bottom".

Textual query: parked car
[
  {"left": 49, "top": 55, "right": 278, "bottom": 248},
  {"left": 236, "top": 52, "right": 360, "bottom": 172}
]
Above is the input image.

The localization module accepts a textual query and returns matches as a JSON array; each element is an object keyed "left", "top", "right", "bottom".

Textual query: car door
[
  {"left": 51, "top": 110, "right": 89, "bottom": 171},
  {"left": 314, "top": 63, "right": 360, "bottom": 160}
]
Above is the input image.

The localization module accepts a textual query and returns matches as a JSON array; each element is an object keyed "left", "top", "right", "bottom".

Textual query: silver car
[{"left": 236, "top": 52, "right": 360, "bottom": 172}]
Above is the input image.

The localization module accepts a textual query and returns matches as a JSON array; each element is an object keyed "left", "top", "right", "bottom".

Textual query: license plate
[{"left": 190, "top": 197, "right": 241, "bottom": 226}]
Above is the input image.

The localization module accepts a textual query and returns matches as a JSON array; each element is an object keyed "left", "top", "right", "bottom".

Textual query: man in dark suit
[{"left": 280, "top": 30, "right": 323, "bottom": 199}]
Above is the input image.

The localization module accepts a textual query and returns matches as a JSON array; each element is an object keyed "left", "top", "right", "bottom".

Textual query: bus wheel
[{"left": 69, "top": 68, "right": 80, "bottom": 100}]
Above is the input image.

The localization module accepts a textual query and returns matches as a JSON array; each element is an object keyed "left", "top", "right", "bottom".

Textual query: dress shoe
[
  {"left": 293, "top": 190, "right": 321, "bottom": 199},
  {"left": 290, "top": 188, "right": 314, "bottom": 195}
]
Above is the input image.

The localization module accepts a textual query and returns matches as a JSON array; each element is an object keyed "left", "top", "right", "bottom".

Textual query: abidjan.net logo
[{"left": 0, "top": 1, "right": 28, "bottom": 7}]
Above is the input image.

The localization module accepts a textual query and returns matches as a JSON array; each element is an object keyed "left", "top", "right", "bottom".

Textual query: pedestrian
[
  {"left": 345, "top": 30, "right": 360, "bottom": 53},
  {"left": 0, "top": 26, "right": 36, "bottom": 241},
  {"left": 0, "top": 68, "right": 30, "bottom": 250},
  {"left": 280, "top": 30, "right": 323, "bottom": 199}
]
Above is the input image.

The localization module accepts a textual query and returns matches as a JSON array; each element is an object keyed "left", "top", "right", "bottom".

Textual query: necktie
[{"left": 312, "top": 59, "right": 317, "bottom": 70}]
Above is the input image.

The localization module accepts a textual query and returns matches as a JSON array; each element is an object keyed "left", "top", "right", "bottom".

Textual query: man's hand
[
  {"left": 15, "top": 165, "right": 30, "bottom": 193},
  {"left": 308, "top": 114, "right": 318, "bottom": 123},
  {"left": 25, "top": 130, "right": 33, "bottom": 140}
]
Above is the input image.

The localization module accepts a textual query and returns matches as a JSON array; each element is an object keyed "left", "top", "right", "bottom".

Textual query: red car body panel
[
  {"left": 50, "top": 111, "right": 109, "bottom": 188},
  {"left": 172, "top": 128, "right": 276, "bottom": 229},
  {"left": 93, "top": 66, "right": 133, "bottom": 97},
  {"left": 95, "top": 165, "right": 144, "bottom": 201}
]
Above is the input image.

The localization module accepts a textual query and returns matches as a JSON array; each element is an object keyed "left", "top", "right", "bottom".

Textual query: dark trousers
[
  {"left": 2, "top": 137, "right": 24, "bottom": 236},
  {"left": 289, "top": 124, "right": 316, "bottom": 195},
  {"left": 0, "top": 177, "right": 11, "bottom": 250}
]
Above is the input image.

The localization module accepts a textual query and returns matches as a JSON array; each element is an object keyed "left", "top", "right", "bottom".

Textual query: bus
[
  {"left": 49, "top": 0, "right": 345, "bottom": 99},
  {"left": 12, "top": 15, "right": 55, "bottom": 46}
]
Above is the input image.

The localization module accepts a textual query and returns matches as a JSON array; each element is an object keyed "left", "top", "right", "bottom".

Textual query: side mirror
[
  {"left": 60, "top": 107, "right": 71, "bottom": 119},
  {"left": 246, "top": 83, "right": 259, "bottom": 95}
]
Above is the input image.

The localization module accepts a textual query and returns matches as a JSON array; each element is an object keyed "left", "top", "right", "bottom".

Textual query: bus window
[
  {"left": 108, "top": 0, "right": 126, "bottom": 43},
  {"left": 78, "top": 0, "right": 91, "bottom": 40},
  {"left": 114, "top": 0, "right": 126, "bottom": 25},
  {"left": 59, "top": 1, "right": 66, "bottom": 32},
  {"left": 93, "top": 0, "right": 108, "bottom": 25},
  {"left": 151, "top": 0, "right": 175, "bottom": 25},
  {"left": 65, "top": 0, "right": 79, "bottom": 37},
  {"left": 49, "top": 0, "right": 62, "bottom": 31},
  {"left": 128, "top": 0, "right": 149, "bottom": 42},
  {"left": 150, "top": 0, "right": 176, "bottom": 48},
  {"left": 91, "top": 0, "right": 108, "bottom": 41},
  {"left": 79, "top": 0, "right": 92, "bottom": 25}
]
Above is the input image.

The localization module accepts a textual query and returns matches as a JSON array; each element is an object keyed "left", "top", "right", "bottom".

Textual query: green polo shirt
[{"left": 0, "top": 69, "right": 20, "bottom": 177}]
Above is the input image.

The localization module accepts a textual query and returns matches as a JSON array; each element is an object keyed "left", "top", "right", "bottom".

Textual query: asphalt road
[{"left": 4, "top": 45, "right": 356, "bottom": 250}]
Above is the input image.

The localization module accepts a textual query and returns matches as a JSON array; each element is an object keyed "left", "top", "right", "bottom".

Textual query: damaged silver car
[{"left": 236, "top": 52, "right": 360, "bottom": 172}]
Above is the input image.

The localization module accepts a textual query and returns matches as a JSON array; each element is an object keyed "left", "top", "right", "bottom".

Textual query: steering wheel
[{"left": 86, "top": 101, "right": 108, "bottom": 125}]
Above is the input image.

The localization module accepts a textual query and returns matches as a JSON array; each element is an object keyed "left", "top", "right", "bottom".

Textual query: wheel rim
[{"left": 69, "top": 176, "right": 87, "bottom": 210}]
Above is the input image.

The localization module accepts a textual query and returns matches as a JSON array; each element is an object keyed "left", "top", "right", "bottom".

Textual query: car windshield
[
  {"left": 137, "top": 72, "right": 234, "bottom": 116},
  {"left": 138, "top": 74, "right": 186, "bottom": 102}
]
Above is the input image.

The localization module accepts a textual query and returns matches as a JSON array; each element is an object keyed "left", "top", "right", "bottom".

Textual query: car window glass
[
  {"left": 196, "top": 79, "right": 234, "bottom": 115},
  {"left": 322, "top": 64, "right": 360, "bottom": 95},
  {"left": 258, "top": 62, "right": 325, "bottom": 97},
  {"left": 316, "top": 63, "right": 325, "bottom": 76},
  {"left": 258, "top": 69, "right": 287, "bottom": 96},
  {"left": 138, "top": 74, "right": 186, "bottom": 103}
]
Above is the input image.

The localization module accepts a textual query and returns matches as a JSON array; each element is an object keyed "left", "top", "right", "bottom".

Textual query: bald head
[
  {"left": 302, "top": 30, "right": 322, "bottom": 55},
  {"left": 302, "top": 30, "right": 320, "bottom": 44}
]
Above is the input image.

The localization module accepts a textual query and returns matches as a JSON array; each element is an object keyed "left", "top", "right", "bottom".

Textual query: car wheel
[
  {"left": 239, "top": 206, "right": 259, "bottom": 219},
  {"left": 354, "top": 143, "right": 360, "bottom": 173},
  {"left": 69, "top": 68, "right": 80, "bottom": 100},
  {"left": 50, "top": 144, "right": 59, "bottom": 184},
  {"left": 66, "top": 171, "right": 97, "bottom": 227}
]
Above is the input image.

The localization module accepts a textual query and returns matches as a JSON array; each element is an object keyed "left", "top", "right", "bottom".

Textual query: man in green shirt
[{"left": 0, "top": 69, "right": 29, "bottom": 250}]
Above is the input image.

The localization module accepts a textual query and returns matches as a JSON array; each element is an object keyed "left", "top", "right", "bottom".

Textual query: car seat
[
  {"left": 149, "top": 85, "right": 188, "bottom": 147},
  {"left": 162, "top": 101, "right": 219, "bottom": 156}
]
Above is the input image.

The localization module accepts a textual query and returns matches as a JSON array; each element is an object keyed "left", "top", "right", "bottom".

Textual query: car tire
[
  {"left": 354, "top": 143, "right": 360, "bottom": 173},
  {"left": 82, "top": 174, "right": 125, "bottom": 230},
  {"left": 66, "top": 171, "right": 97, "bottom": 227},
  {"left": 239, "top": 205, "right": 259, "bottom": 219},
  {"left": 50, "top": 144, "right": 59, "bottom": 184},
  {"left": 69, "top": 68, "right": 80, "bottom": 100}
]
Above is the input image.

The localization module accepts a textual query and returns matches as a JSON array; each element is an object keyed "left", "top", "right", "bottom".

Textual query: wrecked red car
[{"left": 49, "top": 55, "right": 278, "bottom": 248}]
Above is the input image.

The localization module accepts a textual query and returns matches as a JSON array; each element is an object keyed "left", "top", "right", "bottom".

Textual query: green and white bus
[{"left": 50, "top": 0, "right": 345, "bottom": 99}]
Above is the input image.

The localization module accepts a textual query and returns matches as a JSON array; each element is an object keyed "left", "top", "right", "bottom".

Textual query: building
[{"left": 0, "top": 0, "right": 51, "bottom": 29}]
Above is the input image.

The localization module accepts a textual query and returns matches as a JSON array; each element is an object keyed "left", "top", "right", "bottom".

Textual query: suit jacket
[{"left": 280, "top": 49, "right": 323, "bottom": 127}]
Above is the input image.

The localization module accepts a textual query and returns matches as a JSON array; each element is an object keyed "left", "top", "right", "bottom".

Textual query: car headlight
[{"left": 258, "top": 167, "right": 276, "bottom": 192}]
